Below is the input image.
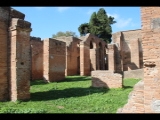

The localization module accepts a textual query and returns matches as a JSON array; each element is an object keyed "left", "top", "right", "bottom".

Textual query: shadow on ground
[
  {"left": 30, "top": 76, "right": 91, "bottom": 86},
  {"left": 30, "top": 76, "right": 134, "bottom": 101},
  {"left": 31, "top": 86, "right": 133, "bottom": 102},
  {"left": 31, "top": 87, "right": 109, "bottom": 101},
  {"left": 58, "top": 76, "right": 91, "bottom": 82}
]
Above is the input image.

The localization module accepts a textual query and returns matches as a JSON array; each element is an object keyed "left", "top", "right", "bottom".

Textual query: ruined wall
[
  {"left": 67, "top": 37, "right": 80, "bottom": 75},
  {"left": 30, "top": 37, "right": 43, "bottom": 80},
  {"left": 9, "top": 10, "right": 32, "bottom": 101},
  {"left": 118, "top": 7, "right": 160, "bottom": 113},
  {"left": 80, "top": 33, "right": 107, "bottom": 76},
  {"left": 80, "top": 41, "right": 90, "bottom": 76},
  {"left": 141, "top": 7, "right": 160, "bottom": 113},
  {"left": 112, "top": 29, "right": 143, "bottom": 71},
  {"left": 123, "top": 69, "right": 143, "bottom": 79},
  {"left": 117, "top": 80, "right": 144, "bottom": 113},
  {"left": 90, "top": 49, "right": 97, "bottom": 71},
  {"left": 91, "top": 71, "right": 122, "bottom": 88},
  {"left": 43, "top": 38, "right": 66, "bottom": 82},
  {"left": 56, "top": 36, "right": 81, "bottom": 76},
  {"left": 0, "top": 7, "right": 10, "bottom": 101},
  {"left": 107, "top": 44, "right": 116, "bottom": 72}
]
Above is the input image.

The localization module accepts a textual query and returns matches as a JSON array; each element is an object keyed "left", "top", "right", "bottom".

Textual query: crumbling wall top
[
  {"left": 10, "top": 18, "right": 31, "bottom": 31},
  {"left": 10, "top": 8, "right": 25, "bottom": 20},
  {"left": 30, "top": 36, "right": 42, "bottom": 41}
]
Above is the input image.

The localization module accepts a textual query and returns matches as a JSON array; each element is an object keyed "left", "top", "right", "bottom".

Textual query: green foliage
[
  {"left": 78, "top": 8, "right": 116, "bottom": 43},
  {"left": 78, "top": 23, "right": 90, "bottom": 36},
  {"left": 52, "top": 31, "right": 77, "bottom": 38},
  {"left": 0, "top": 107, "right": 46, "bottom": 113},
  {"left": 0, "top": 76, "right": 140, "bottom": 113}
]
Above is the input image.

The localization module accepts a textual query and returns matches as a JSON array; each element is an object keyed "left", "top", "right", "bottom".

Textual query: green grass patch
[{"left": 0, "top": 76, "right": 140, "bottom": 113}]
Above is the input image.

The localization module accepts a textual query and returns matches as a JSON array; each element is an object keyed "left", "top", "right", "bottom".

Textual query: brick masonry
[
  {"left": 118, "top": 7, "right": 160, "bottom": 113},
  {"left": 30, "top": 37, "right": 43, "bottom": 80},
  {"left": 0, "top": 7, "right": 10, "bottom": 101},
  {"left": 91, "top": 71, "right": 122, "bottom": 88},
  {"left": 43, "top": 38, "right": 66, "bottom": 82},
  {"left": 56, "top": 36, "right": 81, "bottom": 76},
  {"left": 79, "top": 33, "right": 107, "bottom": 76},
  {"left": 123, "top": 69, "right": 143, "bottom": 79},
  {"left": 112, "top": 29, "right": 143, "bottom": 71},
  {"left": 9, "top": 18, "right": 32, "bottom": 101}
]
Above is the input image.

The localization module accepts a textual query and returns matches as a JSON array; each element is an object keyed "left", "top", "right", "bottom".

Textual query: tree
[
  {"left": 52, "top": 31, "right": 78, "bottom": 38},
  {"left": 78, "top": 23, "right": 90, "bottom": 36},
  {"left": 78, "top": 8, "right": 116, "bottom": 43},
  {"left": 89, "top": 12, "right": 99, "bottom": 35}
]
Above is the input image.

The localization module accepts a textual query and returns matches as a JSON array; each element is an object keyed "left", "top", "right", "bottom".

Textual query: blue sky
[{"left": 12, "top": 7, "right": 141, "bottom": 40}]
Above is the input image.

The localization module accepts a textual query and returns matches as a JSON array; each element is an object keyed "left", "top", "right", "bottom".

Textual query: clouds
[
  {"left": 85, "top": 9, "right": 136, "bottom": 29},
  {"left": 56, "top": 7, "right": 71, "bottom": 12},
  {"left": 108, "top": 13, "right": 137, "bottom": 29}
]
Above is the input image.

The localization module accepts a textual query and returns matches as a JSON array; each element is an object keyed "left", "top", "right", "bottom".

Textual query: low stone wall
[
  {"left": 123, "top": 69, "right": 143, "bottom": 79},
  {"left": 117, "top": 80, "right": 144, "bottom": 113},
  {"left": 91, "top": 70, "right": 122, "bottom": 88}
]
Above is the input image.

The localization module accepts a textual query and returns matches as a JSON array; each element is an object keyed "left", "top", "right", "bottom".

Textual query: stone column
[
  {"left": 130, "top": 39, "right": 140, "bottom": 69},
  {"left": 43, "top": 38, "right": 66, "bottom": 82},
  {"left": 90, "top": 48, "right": 96, "bottom": 71},
  {"left": 108, "top": 44, "right": 115, "bottom": 72},
  {"left": 0, "top": 7, "right": 10, "bottom": 101},
  {"left": 9, "top": 18, "right": 32, "bottom": 101},
  {"left": 80, "top": 42, "right": 90, "bottom": 76}
]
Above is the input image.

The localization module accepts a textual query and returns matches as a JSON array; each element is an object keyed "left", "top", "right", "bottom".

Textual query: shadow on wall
[
  {"left": 121, "top": 33, "right": 140, "bottom": 71},
  {"left": 92, "top": 77, "right": 110, "bottom": 89},
  {"left": 128, "top": 62, "right": 139, "bottom": 70}
]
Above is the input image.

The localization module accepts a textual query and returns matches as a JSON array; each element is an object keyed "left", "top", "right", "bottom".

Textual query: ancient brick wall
[
  {"left": 121, "top": 30, "right": 142, "bottom": 71},
  {"left": 9, "top": 17, "right": 32, "bottom": 101},
  {"left": 117, "top": 80, "right": 145, "bottom": 113},
  {"left": 43, "top": 38, "right": 66, "bottom": 82},
  {"left": 10, "top": 8, "right": 25, "bottom": 20},
  {"left": 90, "top": 49, "right": 97, "bottom": 71},
  {"left": 56, "top": 36, "right": 81, "bottom": 76},
  {"left": 118, "top": 7, "right": 160, "bottom": 113},
  {"left": 123, "top": 69, "right": 143, "bottom": 79},
  {"left": 141, "top": 7, "right": 160, "bottom": 113},
  {"left": 79, "top": 33, "right": 107, "bottom": 76},
  {"left": 80, "top": 41, "right": 90, "bottom": 76},
  {"left": 30, "top": 37, "right": 43, "bottom": 80},
  {"left": 107, "top": 44, "right": 115, "bottom": 72},
  {"left": 112, "top": 29, "right": 143, "bottom": 71},
  {"left": 91, "top": 71, "right": 122, "bottom": 88},
  {"left": 0, "top": 7, "right": 10, "bottom": 101},
  {"left": 128, "top": 39, "right": 140, "bottom": 70}
]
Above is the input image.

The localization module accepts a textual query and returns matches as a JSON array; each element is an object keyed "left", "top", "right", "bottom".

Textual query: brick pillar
[
  {"left": 43, "top": 38, "right": 66, "bottom": 82},
  {"left": 101, "top": 47, "right": 105, "bottom": 70},
  {"left": 141, "top": 7, "right": 160, "bottom": 113},
  {"left": 65, "top": 47, "right": 70, "bottom": 76},
  {"left": 0, "top": 7, "right": 10, "bottom": 101},
  {"left": 130, "top": 39, "right": 140, "bottom": 68},
  {"left": 30, "top": 37, "right": 43, "bottom": 80},
  {"left": 108, "top": 44, "right": 115, "bottom": 72},
  {"left": 9, "top": 18, "right": 32, "bottom": 101},
  {"left": 80, "top": 42, "right": 90, "bottom": 76},
  {"left": 90, "top": 48, "right": 96, "bottom": 71}
]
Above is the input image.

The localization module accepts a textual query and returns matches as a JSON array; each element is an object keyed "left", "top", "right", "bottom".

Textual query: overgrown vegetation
[{"left": 0, "top": 76, "right": 140, "bottom": 113}]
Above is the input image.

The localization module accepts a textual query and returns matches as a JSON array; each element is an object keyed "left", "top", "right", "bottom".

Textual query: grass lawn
[{"left": 0, "top": 76, "right": 140, "bottom": 113}]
